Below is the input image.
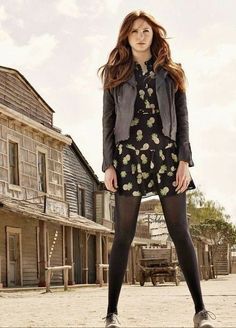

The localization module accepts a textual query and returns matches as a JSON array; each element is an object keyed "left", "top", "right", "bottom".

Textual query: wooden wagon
[{"left": 138, "top": 246, "right": 181, "bottom": 286}]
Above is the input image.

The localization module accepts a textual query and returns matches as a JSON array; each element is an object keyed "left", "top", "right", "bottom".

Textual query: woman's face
[{"left": 128, "top": 18, "right": 153, "bottom": 55}]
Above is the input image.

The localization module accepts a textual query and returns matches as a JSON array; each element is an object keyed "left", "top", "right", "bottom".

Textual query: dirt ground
[{"left": 0, "top": 274, "right": 236, "bottom": 327}]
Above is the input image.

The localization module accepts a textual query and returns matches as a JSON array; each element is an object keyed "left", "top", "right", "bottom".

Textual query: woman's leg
[
  {"left": 107, "top": 192, "right": 142, "bottom": 315},
  {"left": 159, "top": 192, "right": 205, "bottom": 313}
]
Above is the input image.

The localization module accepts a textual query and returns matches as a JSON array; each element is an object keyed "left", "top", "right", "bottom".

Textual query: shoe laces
[
  {"left": 200, "top": 309, "right": 216, "bottom": 320},
  {"left": 102, "top": 312, "right": 121, "bottom": 324}
]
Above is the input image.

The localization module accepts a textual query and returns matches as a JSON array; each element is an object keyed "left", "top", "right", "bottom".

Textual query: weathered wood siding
[
  {"left": 63, "top": 145, "right": 98, "bottom": 220},
  {"left": 0, "top": 70, "right": 53, "bottom": 128},
  {"left": 94, "top": 192, "right": 104, "bottom": 224},
  {"left": 0, "top": 212, "right": 38, "bottom": 287},
  {"left": 0, "top": 114, "right": 65, "bottom": 200}
]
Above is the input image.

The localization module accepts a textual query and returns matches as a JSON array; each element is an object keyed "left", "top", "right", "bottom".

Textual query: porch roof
[{"left": 0, "top": 196, "right": 111, "bottom": 234}]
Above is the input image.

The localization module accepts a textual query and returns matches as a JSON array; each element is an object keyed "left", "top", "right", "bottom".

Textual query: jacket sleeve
[
  {"left": 175, "top": 88, "right": 194, "bottom": 167},
  {"left": 102, "top": 88, "right": 116, "bottom": 173}
]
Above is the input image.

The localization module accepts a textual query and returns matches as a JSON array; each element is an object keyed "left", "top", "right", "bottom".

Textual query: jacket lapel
[{"left": 155, "top": 66, "right": 168, "bottom": 89}]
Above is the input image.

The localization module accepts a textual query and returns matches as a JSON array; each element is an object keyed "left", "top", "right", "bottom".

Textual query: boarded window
[
  {"left": 77, "top": 185, "right": 85, "bottom": 216},
  {"left": 9, "top": 141, "right": 19, "bottom": 185},
  {"left": 38, "top": 151, "right": 46, "bottom": 192}
]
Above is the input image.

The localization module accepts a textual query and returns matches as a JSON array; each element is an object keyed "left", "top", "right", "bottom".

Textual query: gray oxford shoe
[
  {"left": 193, "top": 309, "right": 216, "bottom": 328},
  {"left": 102, "top": 312, "right": 121, "bottom": 328}
]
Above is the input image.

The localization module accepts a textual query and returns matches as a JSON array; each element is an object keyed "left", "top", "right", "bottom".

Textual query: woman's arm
[
  {"left": 175, "top": 88, "right": 194, "bottom": 167},
  {"left": 102, "top": 88, "right": 116, "bottom": 172}
]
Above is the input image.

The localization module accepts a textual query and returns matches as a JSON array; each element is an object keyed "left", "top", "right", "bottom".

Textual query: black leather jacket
[{"left": 102, "top": 66, "right": 194, "bottom": 172}]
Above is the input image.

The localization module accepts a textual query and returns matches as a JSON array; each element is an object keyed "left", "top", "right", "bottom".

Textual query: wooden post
[
  {"left": 64, "top": 267, "right": 69, "bottom": 291},
  {"left": 0, "top": 256, "right": 3, "bottom": 288},
  {"left": 96, "top": 232, "right": 102, "bottom": 284},
  {"left": 45, "top": 268, "right": 51, "bottom": 292},
  {"left": 45, "top": 266, "right": 72, "bottom": 292},
  {"left": 65, "top": 226, "right": 75, "bottom": 285},
  {"left": 104, "top": 235, "right": 109, "bottom": 283},
  {"left": 38, "top": 220, "right": 47, "bottom": 287},
  {"left": 85, "top": 232, "right": 88, "bottom": 284},
  {"left": 82, "top": 231, "right": 89, "bottom": 283},
  {"left": 131, "top": 245, "right": 135, "bottom": 284}
]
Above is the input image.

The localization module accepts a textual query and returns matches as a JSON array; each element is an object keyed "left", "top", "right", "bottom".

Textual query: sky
[{"left": 0, "top": 0, "right": 235, "bottom": 224}]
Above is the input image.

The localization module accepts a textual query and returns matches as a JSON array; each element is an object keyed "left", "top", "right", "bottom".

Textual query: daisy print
[
  {"left": 122, "top": 154, "right": 131, "bottom": 164},
  {"left": 147, "top": 88, "right": 153, "bottom": 96},
  {"left": 136, "top": 130, "right": 143, "bottom": 141},
  {"left": 151, "top": 133, "right": 160, "bottom": 144},
  {"left": 160, "top": 186, "right": 169, "bottom": 196},
  {"left": 131, "top": 164, "right": 136, "bottom": 174},
  {"left": 133, "top": 191, "right": 141, "bottom": 196},
  {"left": 147, "top": 117, "right": 155, "bottom": 128},
  {"left": 131, "top": 117, "right": 139, "bottom": 126},
  {"left": 139, "top": 89, "right": 145, "bottom": 100},
  {"left": 120, "top": 171, "right": 127, "bottom": 178},
  {"left": 171, "top": 153, "right": 178, "bottom": 162},
  {"left": 123, "top": 182, "right": 133, "bottom": 191},
  {"left": 141, "top": 143, "right": 149, "bottom": 150},
  {"left": 145, "top": 99, "right": 151, "bottom": 108},
  {"left": 137, "top": 173, "right": 142, "bottom": 184},
  {"left": 159, "top": 149, "right": 165, "bottom": 160},
  {"left": 141, "top": 153, "right": 148, "bottom": 164},
  {"left": 159, "top": 164, "right": 167, "bottom": 174}
]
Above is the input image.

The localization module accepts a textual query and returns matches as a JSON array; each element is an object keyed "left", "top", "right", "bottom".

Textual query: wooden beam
[
  {"left": 96, "top": 232, "right": 102, "bottom": 284},
  {"left": 38, "top": 220, "right": 47, "bottom": 287},
  {"left": 65, "top": 226, "right": 75, "bottom": 285}
]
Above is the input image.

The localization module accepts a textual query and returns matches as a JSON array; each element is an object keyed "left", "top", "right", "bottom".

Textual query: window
[
  {"left": 77, "top": 185, "right": 85, "bottom": 216},
  {"left": 9, "top": 141, "right": 19, "bottom": 185},
  {"left": 110, "top": 204, "right": 115, "bottom": 222},
  {"left": 38, "top": 151, "right": 46, "bottom": 192}
]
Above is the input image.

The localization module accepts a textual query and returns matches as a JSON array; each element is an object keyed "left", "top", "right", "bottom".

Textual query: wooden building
[
  {"left": 0, "top": 66, "right": 111, "bottom": 288},
  {"left": 62, "top": 135, "right": 115, "bottom": 284}
]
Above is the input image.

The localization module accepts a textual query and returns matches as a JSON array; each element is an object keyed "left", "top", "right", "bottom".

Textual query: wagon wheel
[
  {"left": 139, "top": 271, "right": 145, "bottom": 286},
  {"left": 151, "top": 275, "right": 157, "bottom": 286}
]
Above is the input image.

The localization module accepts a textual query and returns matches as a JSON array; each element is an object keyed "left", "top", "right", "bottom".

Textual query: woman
[{"left": 98, "top": 10, "right": 216, "bottom": 328}]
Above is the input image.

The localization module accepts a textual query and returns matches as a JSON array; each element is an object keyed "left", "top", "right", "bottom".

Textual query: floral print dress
[{"left": 112, "top": 56, "right": 196, "bottom": 198}]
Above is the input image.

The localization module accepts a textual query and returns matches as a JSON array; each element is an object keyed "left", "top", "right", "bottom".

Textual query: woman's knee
[{"left": 168, "top": 223, "right": 192, "bottom": 243}]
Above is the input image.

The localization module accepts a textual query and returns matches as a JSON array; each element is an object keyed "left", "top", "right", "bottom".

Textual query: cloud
[
  {"left": 56, "top": 0, "right": 84, "bottom": 18},
  {"left": 0, "top": 27, "right": 58, "bottom": 69},
  {"left": 103, "top": 0, "right": 122, "bottom": 14},
  {"left": 56, "top": 0, "right": 122, "bottom": 18},
  {"left": 66, "top": 34, "right": 107, "bottom": 94},
  {"left": 0, "top": 5, "right": 8, "bottom": 22}
]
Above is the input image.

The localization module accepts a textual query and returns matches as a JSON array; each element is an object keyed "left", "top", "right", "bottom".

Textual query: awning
[{"left": 0, "top": 196, "right": 111, "bottom": 234}]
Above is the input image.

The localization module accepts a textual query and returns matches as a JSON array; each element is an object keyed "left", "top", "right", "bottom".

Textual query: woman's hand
[
  {"left": 174, "top": 160, "right": 192, "bottom": 194},
  {"left": 104, "top": 165, "right": 118, "bottom": 192}
]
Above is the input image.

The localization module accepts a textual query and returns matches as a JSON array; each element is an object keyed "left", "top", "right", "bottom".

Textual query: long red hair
[{"left": 97, "top": 10, "right": 187, "bottom": 92}]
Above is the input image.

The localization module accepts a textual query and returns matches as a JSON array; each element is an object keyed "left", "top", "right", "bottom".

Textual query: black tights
[{"left": 107, "top": 192, "right": 205, "bottom": 315}]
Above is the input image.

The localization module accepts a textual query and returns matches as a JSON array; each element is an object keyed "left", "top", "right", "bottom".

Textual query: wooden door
[
  {"left": 73, "top": 229, "right": 82, "bottom": 284},
  {"left": 6, "top": 227, "right": 22, "bottom": 287}
]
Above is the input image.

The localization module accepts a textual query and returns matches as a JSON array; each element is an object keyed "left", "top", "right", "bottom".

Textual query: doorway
[{"left": 6, "top": 227, "right": 22, "bottom": 287}]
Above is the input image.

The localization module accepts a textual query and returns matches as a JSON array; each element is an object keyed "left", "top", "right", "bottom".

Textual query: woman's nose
[{"left": 137, "top": 32, "right": 145, "bottom": 40}]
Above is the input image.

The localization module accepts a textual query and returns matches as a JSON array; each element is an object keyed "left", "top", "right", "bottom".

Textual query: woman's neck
[{"left": 132, "top": 51, "right": 152, "bottom": 66}]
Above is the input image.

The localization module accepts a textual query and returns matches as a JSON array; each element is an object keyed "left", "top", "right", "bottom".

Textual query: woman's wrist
[{"left": 179, "top": 160, "right": 189, "bottom": 166}]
